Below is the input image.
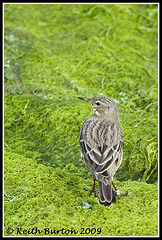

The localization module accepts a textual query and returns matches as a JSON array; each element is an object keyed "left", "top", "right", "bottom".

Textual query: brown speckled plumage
[{"left": 78, "top": 96, "right": 123, "bottom": 207}]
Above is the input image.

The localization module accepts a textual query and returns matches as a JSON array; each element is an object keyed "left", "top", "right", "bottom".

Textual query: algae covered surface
[{"left": 4, "top": 4, "right": 158, "bottom": 236}]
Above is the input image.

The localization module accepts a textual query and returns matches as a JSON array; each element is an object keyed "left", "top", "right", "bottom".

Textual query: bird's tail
[{"left": 98, "top": 181, "right": 116, "bottom": 207}]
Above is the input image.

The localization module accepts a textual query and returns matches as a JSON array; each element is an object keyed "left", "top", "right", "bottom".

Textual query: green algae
[
  {"left": 4, "top": 149, "right": 158, "bottom": 236},
  {"left": 4, "top": 4, "right": 158, "bottom": 236}
]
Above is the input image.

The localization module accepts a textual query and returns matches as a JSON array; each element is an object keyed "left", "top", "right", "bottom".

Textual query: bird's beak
[{"left": 78, "top": 97, "right": 92, "bottom": 104}]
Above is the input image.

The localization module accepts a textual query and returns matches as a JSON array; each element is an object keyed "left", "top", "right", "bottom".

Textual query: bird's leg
[
  {"left": 112, "top": 181, "right": 118, "bottom": 191},
  {"left": 84, "top": 175, "right": 99, "bottom": 198},
  {"left": 92, "top": 175, "right": 96, "bottom": 192},
  {"left": 92, "top": 176, "right": 99, "bottom": 197},
  {"left": 112, "top": 181, "right": 120, "bottom": 196},
  {"left": 112, "top": 181, "right": 130, "bottom": 199}
]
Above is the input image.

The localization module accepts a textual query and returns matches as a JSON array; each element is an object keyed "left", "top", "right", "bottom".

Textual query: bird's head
[{"left": 78, "top": 96, "right": 119, "bottom": 122}]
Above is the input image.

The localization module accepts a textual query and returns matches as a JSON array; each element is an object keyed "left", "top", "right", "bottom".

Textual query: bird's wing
[{"left": 80, "top": 123, "right": 123, "bottom": 174}]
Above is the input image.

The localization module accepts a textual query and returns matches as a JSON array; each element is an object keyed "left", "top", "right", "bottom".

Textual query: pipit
[{"left": 78, "top": 96, "right": 126, "bottom": 207}]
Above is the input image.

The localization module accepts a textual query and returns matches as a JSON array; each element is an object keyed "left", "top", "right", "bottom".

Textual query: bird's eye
[{"left": 96, "top": 102, "right": 101, "bottom": 106}]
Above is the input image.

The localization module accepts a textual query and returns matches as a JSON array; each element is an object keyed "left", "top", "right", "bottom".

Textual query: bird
[{"left": 78, "top": 96, "right": 123, "bottom": 207}]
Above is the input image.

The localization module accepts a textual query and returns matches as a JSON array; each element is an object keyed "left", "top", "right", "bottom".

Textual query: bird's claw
[
  {"left": 116, "top": 191, "right": 131, "bottom": 199},
  {"left": 83, "top": 188, "right": 99, "bottom": 198}
]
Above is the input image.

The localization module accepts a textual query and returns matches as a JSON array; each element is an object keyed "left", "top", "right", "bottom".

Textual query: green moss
[
  {"left": 4, "top": 4, "right": 158, "bottom": 236},
  {"left": 4, "top": 149, "right": 158, "bottom": 236}
]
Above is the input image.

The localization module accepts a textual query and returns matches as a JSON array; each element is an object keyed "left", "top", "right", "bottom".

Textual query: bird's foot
[
  {"left": 116, "top": 190, "right": 131, "bottom": 199},
  {"left": 84, "top": 188, "right": 99, "bottom": 198}
]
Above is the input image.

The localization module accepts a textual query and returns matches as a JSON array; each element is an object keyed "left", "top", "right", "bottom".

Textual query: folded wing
[{"left": 80, "top": 122, "right": 123, "bottom": 176}]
